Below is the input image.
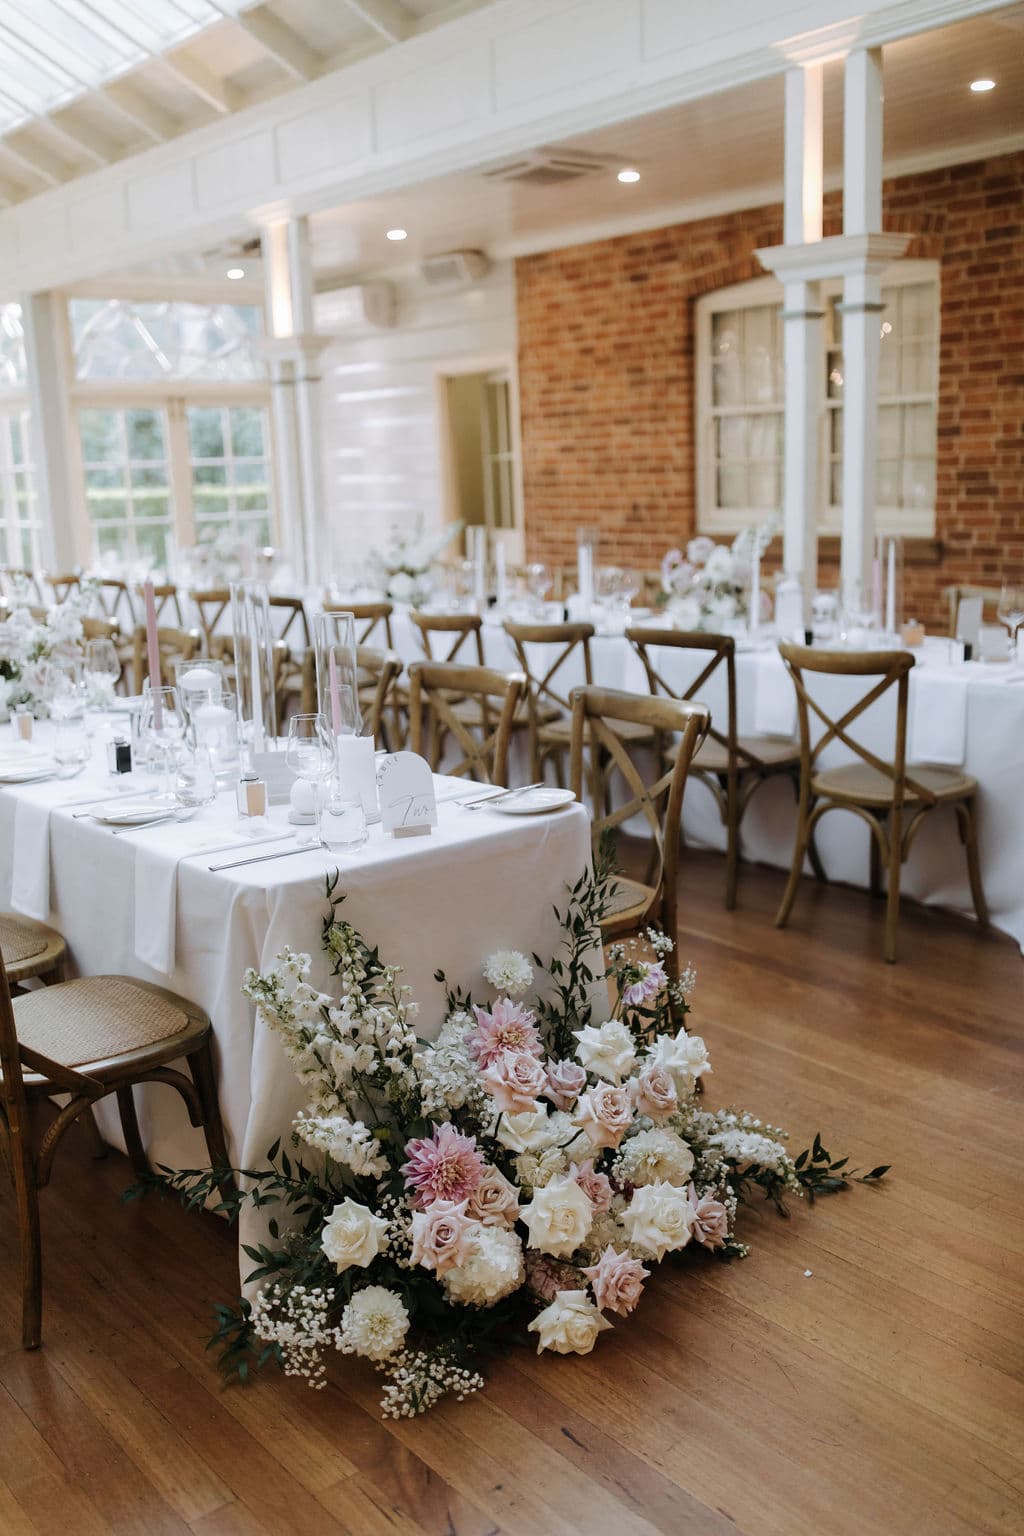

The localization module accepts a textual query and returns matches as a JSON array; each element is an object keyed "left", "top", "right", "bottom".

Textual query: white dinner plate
[
  {"left": 491, "top": 786, "right": 576, "bottom": 816},
  {"left": 91, "top": 798, "right": 176, "bottom": 826},
  {"left": 0, "top": 757, "right": 57, "bottom": 784}
]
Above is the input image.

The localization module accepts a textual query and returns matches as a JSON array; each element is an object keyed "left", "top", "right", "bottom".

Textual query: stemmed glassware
[
  {"left": 83, "top": 638, "right": 121, "bottom": 712},
  {"left": 139, "top": 686, "right": 186, "bottom": 806},
  {"left": 44, "top": 655, "right": 85, "bottom": 721},
  {"left": 526, "top": 562, "right": 552, "bottom": 616},
  {"left": 997, "top": 581, "right": 1024, "bottom": 666}
]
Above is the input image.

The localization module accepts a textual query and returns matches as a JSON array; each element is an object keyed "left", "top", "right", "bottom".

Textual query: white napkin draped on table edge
[
  {"left": 753, "top": 654, "right": 798, "bottom": 738},
  {"left": 908, "top": 668, "right": 968, "bottom": 768},
  {"left": 10, "top": 793, "right": 54, "bottom": 922}
]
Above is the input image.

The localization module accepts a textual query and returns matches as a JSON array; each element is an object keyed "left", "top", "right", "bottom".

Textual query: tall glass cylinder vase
[
  {"left": 230, "top": 580, "right": 278, "bottom": 755},
  {"left": 313, "top": 610, "right": 362, "bottom": 739},
  {"left": 466, "top": 526, "right": 487, "bottom": 611},
  {"left": 576, "top": 526, "right": 599, "bottom": 614}
]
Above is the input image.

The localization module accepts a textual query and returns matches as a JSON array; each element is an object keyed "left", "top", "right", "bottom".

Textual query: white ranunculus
[
  {"left": 320, "top": 1197, "right": 390, "bottom": 1273},
  {"left": 528, "top": 1289, "right": 613, "bottom": 1355},
  {"left": 443, "top": 1225, "right": 525, "bottom": 1307},
  {"left": 646, "top": 1029, "right": 712, "bottom": 1090},
  {"left": 573, "top": 1020, "right": 637, "bottom": 1084},
  {"left": 704, "top": 545, "right": 735, "bottom": 583},
  {"left": 520, "top": 1173, "right": 594, "bottom": 1258},
  {"left": 617, "top": 1128, "right": 695, "bottom": 1188},
  {"left": 495, "top": 1106, "right": 555, "bottom": 1153},
  {"left": 620, "top": 1180, "right": 696, "bottom": 1260},
  {"left": 340, "top": 1285, "right": 409, "bottom": 1361}
]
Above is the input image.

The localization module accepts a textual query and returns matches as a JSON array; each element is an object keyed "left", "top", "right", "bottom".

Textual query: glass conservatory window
[
  {"left": 0, "top": 304, "right": 27, "bottom": 392},
  {"left": 78, "top": 406, "right": 174, "bottom": 573},
  {"left": 188, "top": 405, "right": 273, "bottom": 549},
  {"left": 70, "top": 299, "right": 264, "bottom": 383},
  {"left": 0, "top": 410, "right": 40, "bottom": 569}
]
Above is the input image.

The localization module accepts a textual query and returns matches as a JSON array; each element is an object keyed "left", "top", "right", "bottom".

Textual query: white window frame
[
  {"left": 695, "top": 262, "right": 940, "bottom": 539},
  {"left": 0, "top": 397, "right": 41, "bottom": 570}
]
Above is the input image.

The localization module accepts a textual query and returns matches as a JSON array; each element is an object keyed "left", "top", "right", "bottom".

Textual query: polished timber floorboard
[{"left": 0, "top": 852, "right": 1021, "bottom": 1536}]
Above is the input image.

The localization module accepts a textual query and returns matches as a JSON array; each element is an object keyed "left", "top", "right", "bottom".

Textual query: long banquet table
[{"left": 0, "top": 729, "right": 594, "bottom": 1264}]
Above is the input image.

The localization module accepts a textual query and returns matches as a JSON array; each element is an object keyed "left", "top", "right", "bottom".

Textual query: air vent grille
[{"left": 482, "top": 146, "right": 624, "bottom": 187}]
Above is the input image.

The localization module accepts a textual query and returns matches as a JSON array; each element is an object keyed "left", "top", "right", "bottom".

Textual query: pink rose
[
  {"left": 687, "top": 1183, "right": 730, "bottom": 1250},
  {"left": 481, "top": 1048, "right": 547, "bottom": 1114},
  {"left": 571, "top": 1159, "right": 613, "bottom": 1213},
  {"left": 543, "top": 1057, "right": 587, "bottom": 1110},
  {"left": 582, "top": 1245, "right": 650, "bottom": 1316},
  {"left": 633, "top": 1064, "right": 678, "bottom": 1122},
  {"left": 409, "top": 1199, "right": 475, "bottom": 1275},
  {"left": 466, "top": 1165, "right": 520, "bottom": 1227},
  {"left": 574, "top": 1083, "right": 633, "bottom": 1151}
]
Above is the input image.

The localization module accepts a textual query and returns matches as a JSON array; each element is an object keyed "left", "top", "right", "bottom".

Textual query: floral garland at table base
[{"left": 135, "top": 856, "right": 887, "bottom": 1419}]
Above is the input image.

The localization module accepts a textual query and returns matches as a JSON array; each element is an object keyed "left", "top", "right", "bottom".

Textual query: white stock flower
[
  {"left": 620, "top": 1181, "right": 696, "bottom": 1260},
  {"left": 442, "top": 1225, "right": 525, "bottom": 1307},
  {"left": 646, "top": 1029, "right": 712, "bottom": 1090},
  {"left": 483, "top": 949, "right": 534, "bottom": 996},
  {"left": 708, "top": 1128, "right": 788, "bottom": 1175},
  {"left": 340, "top": 1286, "right": 409, "bottom": 1361},
  {"left": 320, "top": 1198, "right": 390, "bottom": 1273},
  {"left": 495, "top": 1106, "right": 555, "bottom": 1154},
  {"left": 617, "top": 1129, "right": 695, "bottom": 1188},
  {"left": 572, "top": 1020, "right": 637, "bottom": 1084},
  {"left": 528, "top": 1289, "right": 613, "bottom": 1356},
  {"left": 520, "top": 1173, "right": 594, "bottom": 1259}
]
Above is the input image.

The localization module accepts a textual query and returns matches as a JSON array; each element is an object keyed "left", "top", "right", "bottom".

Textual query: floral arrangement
[
  {"left": 370, "top": 519, "right": 462, "bottom": 606},
  {"left": 659, "top": 518, "right": 778, "bottom": 631},
  {"left": 137, "top": 855, "right": 886, "bottom": 1419},
  {"left": 0, "top": 579, "right": 89, "bottom": 721}
]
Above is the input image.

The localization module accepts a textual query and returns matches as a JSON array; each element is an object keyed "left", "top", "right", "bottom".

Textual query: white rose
[
  {"left": 443, "top": 1225, "right": 525, "bottom": 1307},
  {"left": 572, "top": 1020, "right": 637, "bottom": 1084},
  {"left": 646, "top": 1029, "right": 712, "bottom": 1090},
  {"left": 620, "top": 1180, "right": 696, "bottom": 1260},
  {"left": 320, "top": 1197, "right": 390, "bottom": 1273},
  {"left": 495, "top": 1106, "right": 555, "bottom": 1153},
  {"left": 520, "top": 1173, "right": 594, "bottom": 1258},
  {"left": 528, "top": 1289, "right": 613, "bottom": 1356}
]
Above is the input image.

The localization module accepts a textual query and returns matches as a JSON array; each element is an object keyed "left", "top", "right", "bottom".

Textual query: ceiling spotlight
[
  {"left": 386, "top": 228, "right": 408, "bottom": 241},
  {"left": 226, "top": 266, "right": 245, "bottom": 279},
  {"left": 970, "top": 78, "right": 996, "bottom": 92},
  {"left": 617, "top": 167, "right": 641, "bottom": 184}
]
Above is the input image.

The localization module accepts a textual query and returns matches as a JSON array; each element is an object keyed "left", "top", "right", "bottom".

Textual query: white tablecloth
[{"left": 0, "top": 730, "right": 595, "bottom": 1264}]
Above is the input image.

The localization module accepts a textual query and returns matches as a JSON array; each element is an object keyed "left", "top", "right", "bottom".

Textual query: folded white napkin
[
  {"left": 753, "top": 655, "right": 797, "bottom": 737},
  {"left": 909, "top": 670, "right": 968, "bottom": 767},
  {"left": 10, "top": 796, "right": 53, "bottom": 921}
]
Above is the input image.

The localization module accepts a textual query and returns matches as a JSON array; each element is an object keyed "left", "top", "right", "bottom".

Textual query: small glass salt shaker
[{"left": 236, "top": 770, "right": 267, "bottom": 818}]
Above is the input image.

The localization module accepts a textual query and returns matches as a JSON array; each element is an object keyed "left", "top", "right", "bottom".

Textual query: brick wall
[{"left": 515, "top": 150, "right": 1024, "bottom": 631}]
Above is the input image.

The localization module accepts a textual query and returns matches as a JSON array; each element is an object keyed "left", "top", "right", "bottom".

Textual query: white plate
[
  {"left": 91, "top": 798, "right": 175, "bottom": 826},
  {"left": 492, "top": 786, "right": 576, "bottom": 816},
  {"left": 0, "top": 759, "right": 56, "bottom": 784}
]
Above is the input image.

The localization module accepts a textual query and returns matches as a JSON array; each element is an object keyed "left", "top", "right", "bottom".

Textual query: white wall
[{"left": 315, "top": 260, "right": 516, "bottom": 578}]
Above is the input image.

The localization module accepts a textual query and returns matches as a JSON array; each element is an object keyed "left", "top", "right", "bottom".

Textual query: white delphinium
[
  {"left": 615, "top": 1128, "right": 695, "bottom": 1188},
  {"left": 442, "top": 1225, "right": 524, "bottom": 1307},
  {"left": 294, "top": 1112, "right": 390, "bottom": 1179},
  {"left": 708, "top": 1127, "right": 790, "bottom": 1178},
  {"left": 249, "top": 1283, "right": 343, "bottom": 1389},
  {"left": 340, "top": 1286, "right": 410, "bottom": 1361},
  {"left": 482, "top": 949, "right": 534, "bottom": 997}
]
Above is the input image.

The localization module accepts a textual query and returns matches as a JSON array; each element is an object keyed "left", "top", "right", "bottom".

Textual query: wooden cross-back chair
[
  {"left": 81, "top": 615, "right": 120, "bottom": 642},
  {"left": 325, "top": 600, "right": 394, "bottom": 648},
  {"left": 0, "top": 947, "right": 232, "bottom": 1349},
  {"left": 268, "top": 594, "right": 310, "bottom": 713},
  {"left": 0, "top": 914, "right": 66, "bottom": 989},
  {"left": 408, "top": 661, "right": 527, "bottom": 785},
  {"left": 131, "top": 625, "right": 202, "bottom": 693},
  {"left": 46, "top": 574, "right": 79, "bottom": 604},
  {"left": 775, "top": 643, "right": 988, "bottom": 963},
  {"left": 189, "top": 587, "right": 232, "bottom": 657},
  {"left": 94, "top": 578, "right": 137, "bottom": 628},
  {"left": 138, "top": 582, "right": 184, "bottom": 627},
  {"left": 409, "top": 610, "right": 484, "bottom": 664},
  {"left": 628, "top": 627, "right": 805, "bottom": 909},
  {"left": 569, "top": 685, "right": 710, "bottom": 991},
  {"left": 300, "top": 643, "right": 403, "bottom": 746}
]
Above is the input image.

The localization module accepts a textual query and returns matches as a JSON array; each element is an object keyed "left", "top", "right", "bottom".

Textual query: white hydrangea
[
  {"left": 482, "top": 949, "right": 534, "bottom": 996},
  {"left": 616, "top": 1128, "right": 695, "bottom": 1188},
  {"left": 442, "top": 1225, "right": 524, "bottom": 1307},
  {"left": 340, "top": 1286, "right": 410, "bottom": 1361},
  {"left": 416, "top": 1010, "right": 486, "bottom": 1115}
]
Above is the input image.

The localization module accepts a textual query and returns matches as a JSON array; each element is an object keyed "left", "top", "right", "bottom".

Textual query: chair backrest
[
  {"left": 138, "top": 581, "right": 183, "bottom": 627},
  {"left": 408, "top": 661, "right": 526, "bottom": 784},
  {"left": 409, "top": 610, "right": 484, "bottom": 664},
  {"left": 353, "top": 645, "right": 402, "bottom": 743},
  {"left": 95, "top": 579, "right": 137, "bottom": 628},
  {"left": 81, "top": 615, "right": 120, "bottom": 642},
  {"left": 189, "top": 587, "right": 232, "bottom": 653},
  {"left": 46, "top": 574, "right": 79, "bottom": 604},
  {"left": 326, "top": 600, "right": 394, "bottom": 648},
  {"left": 132, "top": 625, "right": 202, "bottom": 692},
  {"left": 777, "top": 643, "right": 932, "bottom": 809},
  {"left": 504, "top": 620, "right": 594, "bottom": 724},
  {"left": 629, "top": 625, "right": 757, "bottom": 772},
  {"left": 569, "top": 685, "right": 709, "bottom": 939},
  {"left": 268, "top": 593, "right": 311, "bottom": 650}
]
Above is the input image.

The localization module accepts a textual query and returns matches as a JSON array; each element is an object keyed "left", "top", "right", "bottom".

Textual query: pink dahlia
[
  {"left": 622, "top": 960, "right": 668, "bottom": 1008},
  {"left": 466, "top": 998, "right": 543, "bottom": 1068},
  {"left": 401, "top": 1122, "right": 485, "bottom": 1209}
]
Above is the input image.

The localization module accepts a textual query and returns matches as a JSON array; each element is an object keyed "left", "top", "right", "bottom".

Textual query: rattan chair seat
[
  {"left": 687, "top": 733, "right": 800, "bottom": 774},
  {"left": 12, "top": 975, "right": 206, "bottom": 1074},
  {"left": 541, "top": 715, "right": 655, "bottom": 745},
  {"left": 0, "top": 916, "right": 48, "bottom": 965},
  {"left": 605, "top": 875, "right": 655, "bottom": 923},
  {"left": 0, "top": 914, "right": 65, "bottom": 985},
  {"left": 811, "top": 761, "right": 977, "bottom": 807}
]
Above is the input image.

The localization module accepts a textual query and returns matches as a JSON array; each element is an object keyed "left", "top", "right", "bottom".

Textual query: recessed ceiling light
[
  {"left": 386, "top": 228, "right": 408, "bottom": 241},
  {"left": 970, "top": 78, "right": 996, "bottom": 92},
  {"left": 617, "top": 167, "right": 641, "bottom": 184},
  {"left": 226, "top": 266, "right": 245, "bottom": 279}
]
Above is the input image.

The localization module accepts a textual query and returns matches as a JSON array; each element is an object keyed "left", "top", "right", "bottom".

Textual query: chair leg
[
  {"left": 723, "top": 771, "right": 738, "bottom": 912},
  {"left": 115, "top": 1086, "right": 151, "bottom": 1180},
  {"left": 884, "top": 825, "right": 903, "bottom": 965},
  {"left": 869, "top": 818, "right": 884, "bottom": 898},
  {"left": 775, "top": 814, "right": 811, "bottom": 930},
  {"left": 9, "top": 1131, "right": 42, "bottom": 1349},
  {"left": 958, "top": 798, "right": 990, "bottom": 928},
  {"left": 187, "top": 1042, "right": 235, "bottom": 1204}
]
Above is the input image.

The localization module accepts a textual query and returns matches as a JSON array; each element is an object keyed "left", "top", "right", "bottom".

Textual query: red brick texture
[{"left": 515, "top": 151, "right": 1024, "bottom": 632}]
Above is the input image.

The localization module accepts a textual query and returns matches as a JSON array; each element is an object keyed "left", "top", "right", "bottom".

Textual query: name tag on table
[{"left": 377, "top": 752, "right": 437, "bottom": 838}]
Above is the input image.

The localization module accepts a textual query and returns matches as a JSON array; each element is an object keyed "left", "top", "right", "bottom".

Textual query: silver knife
[{"left": 209, "top": 842, "right": 322, "bottom": 873}]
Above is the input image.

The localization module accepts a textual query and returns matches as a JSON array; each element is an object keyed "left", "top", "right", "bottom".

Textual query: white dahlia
[
  {"left": 340, "top": 1285, "right": 409, "bottom": 1361},
  {"left": 483, "top": 949, "right": 535, "bottom": 996}
]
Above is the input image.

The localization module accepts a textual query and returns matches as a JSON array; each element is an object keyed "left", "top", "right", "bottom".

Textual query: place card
[
  {"left": 249, "top": 748, "right": 295, "bottom": 805},
  {"left": 376, "top": 752, "right": 437, "bottom": 838}
]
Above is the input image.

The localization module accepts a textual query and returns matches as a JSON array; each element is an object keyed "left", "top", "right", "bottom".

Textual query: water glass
[
  {"left": 319, "top": 785, "right": 368, "bottom": 852},
  {"left": 997, "top": 581, "right": 1024, "bottom": 667},
  {"left": 174, "top": 746, "right": 218, "bottom": 809},
  {"left": 53, "top": 717, "right": 90, "bottom": 770},
  {"left": 84, "top": 638, "right": 121, "bottom": 707},
  {"left": 140, "top": 685, "right": 186, "bottom": 801}
]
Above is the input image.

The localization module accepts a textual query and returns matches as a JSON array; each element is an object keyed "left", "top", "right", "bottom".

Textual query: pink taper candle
[
  {"left": 143, "top": 578, "right": 163, "bottom": 728},
  {"left": 328, "top": 648, "right": 342, "bottom": 737}
]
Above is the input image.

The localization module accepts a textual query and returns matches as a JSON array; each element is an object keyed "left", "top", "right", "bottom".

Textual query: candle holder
[
  {"left": 230, "top": 580, "right": 278, "bottom": 755},
  {"left": 575, "top": 526, "right": 599, "bottom": 617},
  {"left": 313, "top": 610, "right": 361, "bottom": 739}
]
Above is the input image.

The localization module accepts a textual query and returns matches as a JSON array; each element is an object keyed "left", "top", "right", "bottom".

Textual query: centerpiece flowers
[
  {"left": 370, "top": 519, "right": 462, "bottom": 607},
  {"left": 0, "top": 579, "right": 89, "bottom": 721},
  {"left": 138, "top": 855, "right": 886, "bottom": 1419},
  {"left": 659, "top": 518, "right": 778, "bottom": 631}
]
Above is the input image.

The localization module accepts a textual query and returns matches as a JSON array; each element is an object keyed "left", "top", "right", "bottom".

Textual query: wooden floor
[{"left": 0, "top": 855, "right": 1021, "bottom": 1536}]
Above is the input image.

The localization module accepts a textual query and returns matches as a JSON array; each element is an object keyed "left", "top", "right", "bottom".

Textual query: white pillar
[
  {"left": 840, "top": 47, "right": 884, "bottom": 598},
  {"left": 21, "top": 292, "right": 79, "bottom": 572}
]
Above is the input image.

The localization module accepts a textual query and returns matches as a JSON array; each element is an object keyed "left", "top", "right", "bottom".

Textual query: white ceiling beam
[
  {"left": 343, "top": 0, "right": 412, "bottom": 45},
  {"left": 162, "top": 49, "right": 242, "bottom": 115},
  {"left": 101, "top": 80, "right": 178, "bottom": 145},
  {"left": 222, "top": 3, "right": 323, "bottom": 81},
  {"left": 0, "top": 134, "right": 70, "bottom": 188},
  {"left": 37, "top": 113, "right": 113, "bottom": 169}
]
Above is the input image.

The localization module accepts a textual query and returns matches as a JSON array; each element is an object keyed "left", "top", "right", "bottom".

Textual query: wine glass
[
  {"left": 526, "top": 562, "right": 552, "bottom": 616},
  {"left": 286, "top": 714, "right": 334, "bottom": 837},
  {"left": 84, "top": 638, "right": 121, "bottom": 712},
  {"left": 140, "top": 685, "right": 186, "bottom": 805},
  {"left": 45, "top": 655, "right": 85, "bottom": 721},
  {"left": 997, "top": 581, "right": 1024, "bottom": 666}
]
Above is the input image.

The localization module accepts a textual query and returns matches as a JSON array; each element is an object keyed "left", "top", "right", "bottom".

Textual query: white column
[
  {"left": 21, "top": 292, "right": 79, "bottom": 572},
  {"left": 840, "top": 47, "right": 884, "bottom": 597}
]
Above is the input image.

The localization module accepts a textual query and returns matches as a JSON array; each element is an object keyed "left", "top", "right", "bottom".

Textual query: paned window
[
  {"left": 78, "top": 407, "right": 174, "bottom": 571},
  {"left": 188, "top": 405, "right": 273, "bottom": 548}
]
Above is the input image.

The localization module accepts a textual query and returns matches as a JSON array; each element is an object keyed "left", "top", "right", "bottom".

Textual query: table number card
[{"left": 377, "top": 752, "right": 437, "bottom": 838}]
